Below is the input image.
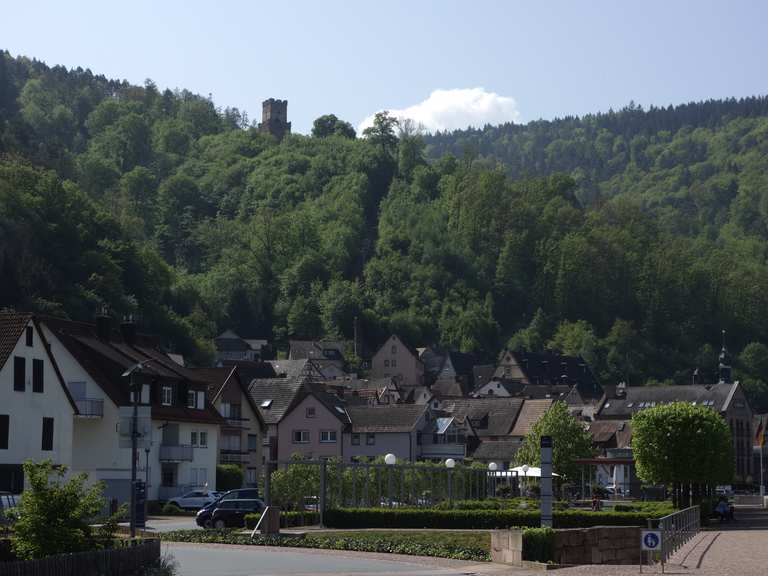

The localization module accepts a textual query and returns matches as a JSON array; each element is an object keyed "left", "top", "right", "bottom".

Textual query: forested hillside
[{"left": 1, "top": 52, "right": 768, "bottom": 410}]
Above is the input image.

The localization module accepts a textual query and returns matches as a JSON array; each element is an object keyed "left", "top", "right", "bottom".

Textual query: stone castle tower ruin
[{"left": 258, "top": 98, "right": 291, "bottom": 140}]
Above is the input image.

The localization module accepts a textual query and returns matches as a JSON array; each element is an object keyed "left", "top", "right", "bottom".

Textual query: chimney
[
  {"left": 95, "top": 307, "right": 111, "bottom": 341},
  {"left": 121, "top": 315, "right": 136, "bottom": 345}
]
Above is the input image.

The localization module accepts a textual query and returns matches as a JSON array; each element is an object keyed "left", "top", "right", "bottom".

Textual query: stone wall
[
  {"left": 491, "top": 526, "right": 642, "bottom": 566},
  {"left": 553, "top": 526, "right": 641, "bottom": 565}
]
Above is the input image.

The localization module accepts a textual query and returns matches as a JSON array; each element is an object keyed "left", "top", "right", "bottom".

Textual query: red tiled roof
[{"left": 0, "top": 311, "right": 32, "bottom": 370}]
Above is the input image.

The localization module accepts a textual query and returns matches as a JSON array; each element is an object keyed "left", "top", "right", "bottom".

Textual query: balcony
[
  {"left": 224, "top": 417, "right": 250, "bottom": 429},
  {"left": 419, "top": 443, "right": 467, "bottom": 459},
  {"left": 220, "top": 450, "right": 249, "bottom": 464},
  {"left": 159, "top": 444, "right": 194, "bottom": 462},
  {"left": 75, "top": 398, "right": 104, "bottom": 418}
]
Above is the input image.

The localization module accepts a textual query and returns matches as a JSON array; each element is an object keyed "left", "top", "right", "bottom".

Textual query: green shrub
[
  {"left": 522, "top": 527, "right": 554, "bottom": 563},
  {"left": 216, "top": 465, "right": 244, "bottom": 492},
  {"left": 161, "top": 503, "right": 185, "bottom": 516},
  {"left": 245, "top": 511, "right": 321, "bottom": 529},
  {"left": 323, "top": 507, "right": 658, "bottom": 529},
  {"left": 159, "top": 530, "right": 490, "bottom": 561}
]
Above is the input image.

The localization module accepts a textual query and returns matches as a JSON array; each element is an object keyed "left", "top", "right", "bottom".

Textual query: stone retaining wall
[
  {"left": 491, "top": 526, "right": 642, "bottom": 566},
  {"left": 553, "top": 526, "right": 640, "bottom": 565}
]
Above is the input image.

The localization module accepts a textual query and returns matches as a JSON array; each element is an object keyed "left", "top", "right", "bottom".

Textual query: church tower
[
  {"left": 258, "top": 98, "right": 291, "bottom": 140},
  {"left": 718, "top": 329, "right": 732, "bottom": 384}
]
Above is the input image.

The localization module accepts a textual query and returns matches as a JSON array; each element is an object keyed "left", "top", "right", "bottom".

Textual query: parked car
[
  {"left": 167, "top": 490, "right": 222, "bottom": 510},
  {"left": 195, "top": 488, "right": 261, "bottom": 528},
  {"left": 208, "top": 498, "right": 265, "bottom": 529}
]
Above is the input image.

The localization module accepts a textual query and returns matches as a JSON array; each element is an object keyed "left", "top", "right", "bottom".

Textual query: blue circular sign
[{"left": 643, "top": 532, "right": 660, "bottom": 549}]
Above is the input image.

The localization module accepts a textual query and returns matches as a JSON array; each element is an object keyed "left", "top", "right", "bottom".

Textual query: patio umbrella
[{"left": 508, "top": 465, "right": 560, "bottom": 478}]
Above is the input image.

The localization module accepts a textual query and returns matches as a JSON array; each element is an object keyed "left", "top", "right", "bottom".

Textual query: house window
[
  {"left": 417, "top": 432, "right": 422, "bottom": 445},
  {"left": 199, "top": 431, "right": 208, "bottom": 447},
  {"left": 191, "top": 431, "right": 198, "bottom": 447},
  {"left": 306, "top": 407, "right": 316, "bottom": 418},
  {"left": 366, "top": 433, "right": 375, "bottom": 446},
  {"left": 161, "top": 465, "right": 176, "bottom": 487},
  {"left": 248, "top": 434, "right": 259, "bottom": 451},
  {"left": 161, "top": 386, "right": 173, "bottom": 406},
  {"left": 320, "top": 430, "right": 337, "bottom": 443},
  {"left": 246, "top": 468, "right": 258, "bottom": 485},
  {"left": 13, "top": 357, "right": 25, "bottom": 392},
  {"left": 391, "top": 345, "right": 397, "bottom": 355},
  {"left": 0, "top": 415, "right": 8, "bottom": 449},
  {"left": 384, "top": 359, "right": 390, "bottom": 368},
  {"left": 230, "top": 404, "right": 241, "bottom": 419},
  {"left": 292, "top": 430, "right": 310, "bottom": 444},
  {"left": 25, "top": 326, "right": 33, "bottom": 347},
  {"left": 187, "top": 391, "right": 196, "bottom": 409},
  {"left": 391, "top": 358, "right": 396, "bottom": 367},
  {"left": 32, "top": 359, "right": 44, "bottom": 393},
  {"left": 42, "top": 417, "right": 54, "bottom": 451},
  {"left": 351, "top": 433, "right": 360, "bottom": 445}
]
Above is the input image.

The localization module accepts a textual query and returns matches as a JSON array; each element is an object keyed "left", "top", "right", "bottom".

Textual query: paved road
[
  {"left": 120, "top": 515, "right": 200, "bottom": 533},
  {"left": 165, "top": 542, "right": 512, "bottom": 576}
]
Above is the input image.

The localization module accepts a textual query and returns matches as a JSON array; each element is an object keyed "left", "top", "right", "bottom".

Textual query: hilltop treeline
[{"left": 1, "top": 52, "right": 767, "bottom": 409}]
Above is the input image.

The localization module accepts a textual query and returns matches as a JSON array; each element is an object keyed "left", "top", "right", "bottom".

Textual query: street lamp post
[
  {"left": 488, "top": 462, "right": 498, "bottom": 498},
  {"left": 385, "top": 453, "right": 396, "bottom": 507},
  {"left": 445, "top": 458, "right": 456, "bottom": 506},
  {"left": 121, "top": 359, "right": 154, "bottom": 539}
]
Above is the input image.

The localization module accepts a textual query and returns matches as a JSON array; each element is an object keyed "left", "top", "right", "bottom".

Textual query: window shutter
[
  {"left": 0, "top": 415, "right": 9, "bottom": 449},
  {"left": 42, "top": 418, "right": 54, "bottom": 451},
  {"left": 33, "top": 359, "right": 44, "bottom": 393},
  {"left": 13, "top": 357, "right": 25, "bottom": 392}
]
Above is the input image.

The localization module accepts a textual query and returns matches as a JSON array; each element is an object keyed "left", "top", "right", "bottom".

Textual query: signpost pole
[{"left": 540, "top": 435, "right": 553, "bottom": 528}]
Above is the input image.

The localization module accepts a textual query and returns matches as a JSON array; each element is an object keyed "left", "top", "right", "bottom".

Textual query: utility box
[{"left": 134, "top": 480, "right": 146, "bottom": 529}]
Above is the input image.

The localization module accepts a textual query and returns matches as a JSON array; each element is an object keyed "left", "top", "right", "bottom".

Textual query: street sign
[{"left": 641, "top": 530, "right": 662, "bottom": 551}]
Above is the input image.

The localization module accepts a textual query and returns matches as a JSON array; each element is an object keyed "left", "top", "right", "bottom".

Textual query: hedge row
[
  {"left": 159, "top": 530, "right": 490, "bottom": 561},
  {"left": 522, "top": 528, "right": 555, "bottom": 563},
  {"left": 323, "top": 508, "right": 655, "bottom": 529},
  {"left": 244, "top": 511, "right": 320, "bottom": 529}
]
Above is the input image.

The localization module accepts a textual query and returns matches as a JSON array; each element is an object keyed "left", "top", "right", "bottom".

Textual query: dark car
[
  {"left": 195, "top": 488, "right": 261, "bottom": 528},
  {"left": 208, "top": 498, "right": 265, "bottom": 529}
]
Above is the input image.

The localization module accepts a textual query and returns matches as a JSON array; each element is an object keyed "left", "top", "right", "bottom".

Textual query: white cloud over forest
[{"left": 358, "top": 87, "right": 521, "bottom": 134}]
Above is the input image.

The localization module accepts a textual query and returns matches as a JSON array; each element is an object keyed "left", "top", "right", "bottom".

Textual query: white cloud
[{"left": 358, "top": 87, "right": 521, "bottom": 134}]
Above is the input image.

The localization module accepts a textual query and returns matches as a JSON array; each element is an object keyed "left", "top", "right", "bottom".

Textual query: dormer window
[{"left": 260, "top": 399, "right": 273, "bottom": 409}]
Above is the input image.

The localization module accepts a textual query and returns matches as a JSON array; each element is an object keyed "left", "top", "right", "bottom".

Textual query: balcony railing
[
  {"left": 419, "top": 443, "right": 467, "bottom": 459},
  {"left": 220, "top": 450, "right": 249, "bottom": 464},
  {"left": 159, "top": 444, "right": 194, "bottom": 462},
  {"left": 225, "top": 417, "right": 250, "bottom": 429},
  {"left": 75, "top": 398, "right": 104, "bottom": 418}
]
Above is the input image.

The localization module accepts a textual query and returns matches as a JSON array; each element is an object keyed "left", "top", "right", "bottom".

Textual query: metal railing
[
  {"left": 75, "top": 398, "right": 104, "bottom": 417},
  {"left": 158, "top": 444, "right": 193, "bottom": 462},
  {"left": 220, "top": 450, "right": 249, "bottom": 464},
  {"left": 657, "top": 505, "right": 700, "bottom": 563},
  {"left": 225, "top": 417, "right": 251, "bottom": 429}
]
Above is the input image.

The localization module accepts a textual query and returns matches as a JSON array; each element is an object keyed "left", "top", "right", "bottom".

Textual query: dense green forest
[{"left": 1, "top": 52, "right": 768, "bottom": 410}]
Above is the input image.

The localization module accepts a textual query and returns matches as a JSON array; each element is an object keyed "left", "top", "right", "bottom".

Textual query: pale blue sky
[{"left": 2, "top": 0, "right": 767, "bottom": 133}]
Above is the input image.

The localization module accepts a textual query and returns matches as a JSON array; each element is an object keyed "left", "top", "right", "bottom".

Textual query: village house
[
  {"left": 344, "top": 404, "right": 428, "bottom": 462},
  {"left": 15, "top": 313, "right": 224, "bottom": 502},
  {"left": 0, "top": 312, "right": 77, "bottom": 493},
  {"left": 195, "top": 366, "right": 266, "bottom": 488},
  {"left": 213, "top": 329, "right": 268, "bottom": 363},
  {"left": 370, "top": 335, "right": 424, "bottom": 388}
]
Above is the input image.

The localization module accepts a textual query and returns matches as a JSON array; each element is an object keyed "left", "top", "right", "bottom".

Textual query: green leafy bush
[
  {"left": 522, "top": 527, "right": 554, "bottom": 563},
  {"left": 216, "top": 465, "right": 244, "bottom": 492},
  {"left": 159, "top": 530, "right": 490, "bottom": 561},
  {"left": 245, "top": 511, "right": 320, "bottom": 529},
  {"left": 323, "top": 507, "right": 658, "bottom": 529}
]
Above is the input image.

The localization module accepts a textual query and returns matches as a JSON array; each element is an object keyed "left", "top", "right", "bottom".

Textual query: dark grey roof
[
  {"left": 248, "top": 376, "right": 304, "bottom": 425},
  {"left": 431, "top": 377, "right": 468, "bottom": 398},
  {"left": 597, "top": 383, "right": 737, "bottom": 419},
  {"left": 473, "top": 364, "right": 496, "bottom": 389},
  {"left": 347, "top": 404, "right": 427, "bottom": 433},
  {"left": 289, "top": 340, "right": 346, "bottom": 362},
  {"left": 471, "top": 440, "right": 521, "bottom": 461},
  {"left": 500, "top": 350, "right": 603, "bottom": 400},
  {"left": 440, "top": 398, "right": 524, "bottom": 437}
]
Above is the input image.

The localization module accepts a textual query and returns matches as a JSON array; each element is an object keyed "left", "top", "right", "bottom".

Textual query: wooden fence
[{"left": 0, "top": 539, "right": 160, "bottom": 576}]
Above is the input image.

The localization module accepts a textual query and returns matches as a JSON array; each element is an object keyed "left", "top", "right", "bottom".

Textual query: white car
[{"left": 168, "top": 490, "right": 221, "bottom": 510}]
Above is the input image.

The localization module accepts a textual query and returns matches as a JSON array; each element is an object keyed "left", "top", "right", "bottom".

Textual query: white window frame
[
  {"left": 191, "top": 431, "right": 198, "bottom": 447},
  {"left": 199, "top": 431, "right": 208, "bottom": 448},
  {"left": 187, "top": 390, "right": 196, "bottom": 409},
  {"left": 306, "top": 406, "right": 316, "bottom": 418},
  {"left": 161, "top": 386, "right": 173, "bottom": 406},
  {"left": 292, "top": 430, "right": 310, "bottom": 444},
  {"left": 320, "top": 430, "right": 337, "bottom": 443}
]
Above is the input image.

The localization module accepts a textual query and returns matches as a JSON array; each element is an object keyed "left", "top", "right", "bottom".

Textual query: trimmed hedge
[
  {"left": 159, "top": 530, "right": 490, "bottom": 561},
  {"left": 244, "top": 511, "right": 320, "bottom": 529},
  {"left": 323, "top": 508, "right": 655, "bottom": 529},
  {"left": 522, "top": 527, "right": 554, "bottom": 563}
]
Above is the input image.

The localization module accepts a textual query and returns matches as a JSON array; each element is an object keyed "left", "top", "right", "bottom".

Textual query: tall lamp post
[
  {"left": 121, "top": 359, "right": 154, "bottom": 539},
  {"left": 488, "top": 462, "right": 498, "bottom": 498},
  {"left": 384, "top": 453, "right": 396, "bottom": 507},
  {"left": 445, "top": 458, "right": 456, "bottom": 506}
]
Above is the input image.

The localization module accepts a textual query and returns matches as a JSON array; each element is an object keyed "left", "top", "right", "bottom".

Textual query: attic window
[
  {"left": 626, "top": 402, "right": 633, "bottom": 408},
  {"left": 260, "top": 399, "right": 273, "bottom": 409},
  {"left": 335, "top": 406, "right": 346, "bottom": 415},
  {"left": 604, "top": 402, "right": 611, "bottom": 408}
]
